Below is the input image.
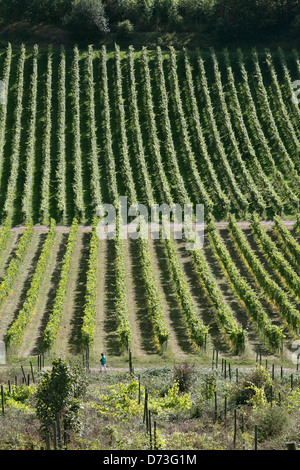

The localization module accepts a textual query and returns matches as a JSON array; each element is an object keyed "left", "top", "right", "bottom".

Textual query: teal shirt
[{"left": 100, "top": 356, "right": 106, "bottom": 365}]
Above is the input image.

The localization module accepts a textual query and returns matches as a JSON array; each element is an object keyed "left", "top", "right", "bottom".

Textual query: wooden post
[
  {"left": 216, "top": 350, "right": 218, "bottom": 368},
  {"left": 21, "top": 365, "right": 27, "bottom": 385},
  {"left": 236, "top": 368, "right": 239, "bottom": 384},
  {"left": 129, "top": 350, "right": 132, "bottom": 376},
  {"left": 286, "top": 441, "right": 297, "bottom": 450},
  {"left": 233, "top": 408, "right": 237, "bottom": 448},
  {"left": 53, "top": 422, "right": 57, "bottom": 450},
  {"left": 148, "top": 410, "right": 152, "bottom": 440},
  {"left": 272, "top": 364, "right": 274, "bottom": 380},
  {"left": 143, "top": 389, "right": 148, "bottom": 424},
  {"left": 224, "top": 396, "right": 227, "bottom": 425},
  {"left": 154, "top": 421, "right": 157, "bottom": 451},
  {"left": 46, "top": 430, "right": 51, "bottom": 450},
  {"left": 1, "top": 385, "right": 4, "bottom": 415},
  {"left": 30, "top": 361, "right": 35, "bottom": 383},
  {"left": 254, "top": 425, "right": 258, "bottom": 450},
  {"left": 8, "top": 380, "right": 11, "bottom": 395},
  {"left": 138, "top": 374, "right": 141, "bottom": 404},
  {"left": 270, "top": 385, "right": 273, "bottom": 407},
  {"left": 214, "top": 391, "right": 217, "bottom": 422},
  {"left": 86, "top": 347, "right": 90, "bottom": 370},
  {"left": 64, "top": 430, "right": 68, "bottom": 450},
  {"left": 56, "top": 412, "right": 61, "bottom": 448}
]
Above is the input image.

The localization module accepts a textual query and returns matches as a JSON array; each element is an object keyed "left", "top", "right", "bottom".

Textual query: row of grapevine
[
  {"left": 140, "top": 47, "right": 173, "bottom": 206},
  {"left": 56, "top": 46, "right": 67, "bottom": 222},
  {"left": 251, "top": 215, "right": 300, "bottom": 301},
  {"left": 251, "top": 49, "right": 300, "bottom": 188},
  {"left": 3, "top": 44, "right": 26, "bottom": 219},
  {"left": 222, "top": 49, "right": 284, "bottom": 214},
  {"left": 162, "top": 223, "right": 209, "bottom": 349},
  {"left": 236, "top": 48, "right": 298, "bottom": 209},
  {"left": 272, "top": 216, "right": 300, "bottom": 270},
  {"left": 21, "top": 45, "right": 38, "bottom": 221},
  {"left": 210, "top": 48, "right": 266, "bottom": 213},
  {"left": 100, "top": 45, "right": 119, "bottom": 207},
  {"left": 278, "top": 47, "right": 300, "bottom": 128},
  {"left": 0, "top": 43, "right": 12, "bottom": 187},
  {"left": 42, "top": 218, "right": 79, "bottom": 350},
  {"left": 137, "top": 220, "right": 170, "bottom": 352},
  {"left": 182, "top": 48, "right": 230, "bottom": 213},
  {"left": 264, "top": 48, "right": 300, "bottom": 158},
  {"left": 5, "top": 219, "right": 57, "bottom": 348},
  {"left": 0, "top": 220, "right": 34, "bottom": 305},
  {"left": 40, "top": 45, "right": 53, "bottom": 224},
  {"left": 189, "top": 242, "right": 246, "bottom": 354},
  {"left": 85, "top": 45, "right": 102, "bottom": 210},
  {"left": 0, "top": 218, "right": 11, "bottom": 253},
  {"left": 127, "top": 46, "right": 155, "bottom": 206},
  {"left": 207, "top": 219, "right": 283, "bottom": 351},
  {"left": 155, "top": 46, "right": 191, "bottom": 207},
  {"left": 114, "top": 44, "right": 137, "bottom": 207},
  {"left": 196, "top": 50, "right": 249, "bottom": 214},
  {"left": 168, "top": 46, "right": 214, "bottom": 214},
  {"left": 228, "top": 214, "right": 300, "bottom": 334},
  {"left": 114, "top": 217, "right": 131, "bottom": 350},
  {"left": 81, "top": 218, "right": 100, "bottom": 348},
  {"left": 71, "top": 46, "right": 85, "bottom": 220}
]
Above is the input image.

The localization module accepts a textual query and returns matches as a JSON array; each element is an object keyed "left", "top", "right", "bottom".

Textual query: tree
[
  {"left": 35, "top": 358, "right": 87, "bottom": 436},
  {"left": 64, "top": 0, "right": 110, "bottom": 39}
]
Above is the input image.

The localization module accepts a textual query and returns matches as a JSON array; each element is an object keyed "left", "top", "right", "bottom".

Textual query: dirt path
[
  {"left": 0, "top": 231, "right": 20, "bottom": 280},
  {"left": 54, "top": 230, "right": 86, "bottom": 357},
  {"left": 0, "top": 230, "right": 45, "bottom": 342},
  {"left": 148, "top": 238, "right": 192, "bottom": 358},
  {"left": 122, "top": 237, "right": 145, "bottom": 356},
  {"left": 18, "top": 230, "right": 64, "bottom": 357},
  {"left": 91, "top": 238, "right": 110, "bottom": 361},
  {"left": 6, "top": 220, "right": 298, "bottom": 234}
]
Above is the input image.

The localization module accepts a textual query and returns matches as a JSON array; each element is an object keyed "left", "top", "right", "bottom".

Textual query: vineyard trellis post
[
  {"left": 1, "top": 385, "right": 4, "bottom": 414},
  {"left": 233, "top": 408, "right": 237, "bottom": 448},
  {"left": 30, "top": 361, "right": 35, "bottom": 383}
]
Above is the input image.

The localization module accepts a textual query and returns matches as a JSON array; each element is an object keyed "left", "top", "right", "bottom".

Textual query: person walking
[{"left": 100, "top": 353, "right": 107, "bottom": 373}]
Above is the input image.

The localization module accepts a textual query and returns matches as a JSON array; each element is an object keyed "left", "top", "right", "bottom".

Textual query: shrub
[
  {"left": 173, "top": 361, "right": 196, "bottom": 393},
  {"left": 64, "top": 0, "right": 110, "bottom": 39},
  {"left": 234, "top": 365, "right": 272, "bottom": 406},
  {"left": 251, "top": 405, "right": 290, "bottom": 442},
  {"left": 116, "top": 19, "right": 134, "bottom": 39},
  {"left": 35, "top": 358, "right": 87, "bottom": 435}
]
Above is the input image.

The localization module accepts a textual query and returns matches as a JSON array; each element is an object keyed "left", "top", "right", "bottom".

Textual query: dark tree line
[{"left": 0, "top": 0, "right": 299, "bottom": 40}]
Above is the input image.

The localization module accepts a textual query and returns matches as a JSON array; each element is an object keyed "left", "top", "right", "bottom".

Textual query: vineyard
[{"left": 0, "top": 43, "right": 300, "bottom": 365}]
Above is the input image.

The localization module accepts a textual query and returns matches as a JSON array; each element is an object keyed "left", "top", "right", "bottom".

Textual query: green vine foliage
[{"left": 35, "top": 358, "right": 87, "bottom": 434}]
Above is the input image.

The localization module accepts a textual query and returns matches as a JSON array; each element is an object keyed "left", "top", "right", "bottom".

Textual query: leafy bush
[
  {"left": 64, "top": 0, "right": 110, "bottom": 39},
  {"left": 173, "top": 362, "right": 196, "bottom": 393},
  {"left": 234, "top": 365, "right": 272, "bottom": 406},
  {"left": 35, "top": 358, "right": 87, "bottom": 434},
  {"left": 251, "top": 405, "right": 290, "bottom": 442},
  {"left": 116, "top": 19, "right": 134, "bottom": 39}
]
